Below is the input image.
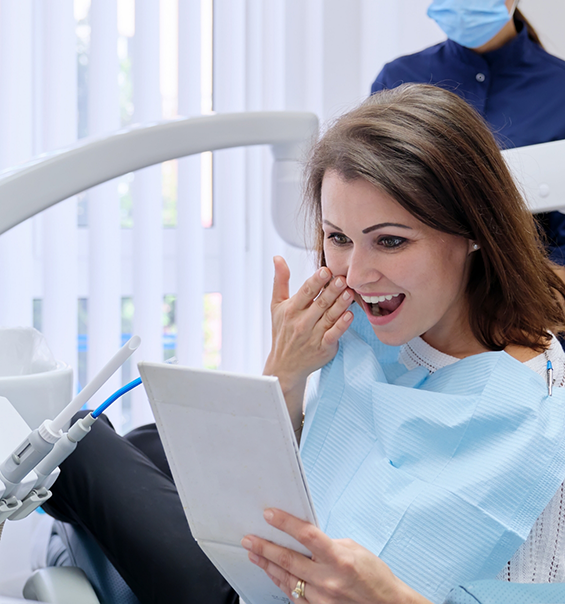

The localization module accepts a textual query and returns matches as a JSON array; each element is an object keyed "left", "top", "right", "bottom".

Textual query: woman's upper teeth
[{"left": 360, "top": 293, "right": 401, "bottom": 304}]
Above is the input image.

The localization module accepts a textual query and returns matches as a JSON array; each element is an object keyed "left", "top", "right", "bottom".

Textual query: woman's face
[{"left": 321, "top": 171, "right": 474, "bottom": 348}]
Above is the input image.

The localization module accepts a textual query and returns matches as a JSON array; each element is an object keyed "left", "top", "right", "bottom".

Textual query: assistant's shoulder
[
  {"left": 531, "top": 43, "right": 565, "bottom": 73},
  {"left": 371, "top": 42, "right": 449, "bottom": 94}
]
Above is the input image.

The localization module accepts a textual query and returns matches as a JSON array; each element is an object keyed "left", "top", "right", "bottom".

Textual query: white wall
[{"left": 521, "top": 0, "right": 565, "bottom": 60}]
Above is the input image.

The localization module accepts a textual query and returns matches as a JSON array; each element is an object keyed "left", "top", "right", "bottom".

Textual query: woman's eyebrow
[
  {"left": 362, "top": 222, "right": 412, "bottom": 234},
  {"left": 323, "top": 220, "right": 343, "bottom": 231},
  {"left": 323, "top": 220, "right": 413, "bottom": 233}
]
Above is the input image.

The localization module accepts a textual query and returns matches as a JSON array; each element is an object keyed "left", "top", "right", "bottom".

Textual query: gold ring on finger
[{"left": 291, "top": 578, "right": 306, "bottom": 599}]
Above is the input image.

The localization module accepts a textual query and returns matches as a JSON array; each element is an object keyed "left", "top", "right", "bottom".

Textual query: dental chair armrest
[{"left": 23, "top": 568, "right": 100, "bottom": 604}]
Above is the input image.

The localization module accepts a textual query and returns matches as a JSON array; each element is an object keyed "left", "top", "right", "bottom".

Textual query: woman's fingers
[
  {"left": 293, "top": 272, "right": 353, "bottom": 331},
  {"left": 272, "top": 256, "right": 352, "bottom": 328},
  {"left": 291, "top": 266, "right": 332, "bottom": 310},
  {"left": 263, "top": 508, "right": 336, "bottom": 564},
  {"left": 322, "top": 309, "right": 354, "bottom": 346},
  {"left": 262, "top": 562, "right": 320, "bottom": 604},
  {"left": 271, "top": 256, "right": 291, "bottom": 306},
  {"left": 242, "top": 534, "right": 316, "bottom": 584},
  {"left": 246, "top": 552, "right": 305, "bottom": 602},
  {"left": 314, "top": 281, "right": 353, "bottom": 326}
]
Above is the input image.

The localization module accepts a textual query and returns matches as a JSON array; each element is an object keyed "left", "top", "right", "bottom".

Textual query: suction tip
[{"left": 127, "top": 335, "right": 141, "bottom": 350}]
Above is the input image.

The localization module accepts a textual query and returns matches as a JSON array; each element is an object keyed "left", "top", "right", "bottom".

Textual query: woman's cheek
[{"left": 323, "top": 248, "right": 345, "bottom": 276}]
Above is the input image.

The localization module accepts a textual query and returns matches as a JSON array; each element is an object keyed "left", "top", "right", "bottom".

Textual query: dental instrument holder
[
  {"left": 0, "top": 336, "right": 140, "bottom": 523},
  {"left": 8, "top": 413, "right": 97, "bottom": 522},
  {"left": 0, "top": 420, "right": 60, "bottom": 499}
]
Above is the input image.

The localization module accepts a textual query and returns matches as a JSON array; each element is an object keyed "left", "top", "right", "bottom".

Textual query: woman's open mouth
[{"left": 359, "top": 293, "right": 406, "bottom": 318}]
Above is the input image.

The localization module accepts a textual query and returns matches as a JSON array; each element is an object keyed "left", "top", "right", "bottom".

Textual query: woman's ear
[{"left": 468, "top": 240, "right": 480, "bottom": 254}]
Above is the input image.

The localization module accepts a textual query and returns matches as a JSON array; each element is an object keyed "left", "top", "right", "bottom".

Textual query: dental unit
[
  {"left": 0, "top": 110, "right": 319, "bottom": 554},
  {"left": 0, "top": 336, "right": 142, "bottom": 525}
]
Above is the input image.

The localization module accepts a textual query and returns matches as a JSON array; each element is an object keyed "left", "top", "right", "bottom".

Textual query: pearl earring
[{"left": 472, "top": 242, "right": 480, "bottom": 251}]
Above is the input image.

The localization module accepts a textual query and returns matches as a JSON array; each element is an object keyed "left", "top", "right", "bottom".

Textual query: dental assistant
[{"left": 371, "top": 0, "right": 565, "bottom": 264}]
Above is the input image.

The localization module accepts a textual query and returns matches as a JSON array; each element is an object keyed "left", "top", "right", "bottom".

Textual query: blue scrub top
[{"left": 371, "top": 19, "right": 565, "bottom": 263}]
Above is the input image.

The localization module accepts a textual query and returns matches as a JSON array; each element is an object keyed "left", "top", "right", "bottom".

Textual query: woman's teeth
[
  {"left": 360, "top": 293, "right": 401, "bottom": 304},
  {"left": 359, "top": 293, "right": 404, "bottom": 317}
]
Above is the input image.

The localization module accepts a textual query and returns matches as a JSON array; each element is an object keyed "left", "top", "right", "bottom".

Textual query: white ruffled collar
[{"left": 399, "top": 334, "right": 565, "bottom": 386}]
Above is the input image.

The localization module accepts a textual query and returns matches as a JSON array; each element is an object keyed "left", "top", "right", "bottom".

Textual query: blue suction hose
[{"left": 92, "top": 377, "right": 143, "bottom": 418}]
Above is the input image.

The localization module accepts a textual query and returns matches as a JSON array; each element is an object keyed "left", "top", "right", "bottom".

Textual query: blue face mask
[{"left": 428, "top": 0, "right": 517, "bottom": 49}]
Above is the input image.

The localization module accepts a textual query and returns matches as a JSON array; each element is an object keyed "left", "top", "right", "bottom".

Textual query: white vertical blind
[
  {"left": 176, "top": 0, "right": 205, "bottom": 367},
  {"left": 131, "top": 0, "right": 164, "bottom": 425},
  {"left": 213, "top": 0, "right": 248, "bottom": 372},
  {"left": 38, "top": 0, "right": 79, "bottom": 383},
  {"left": 243, "top": 0, "right": 268, "bottom": 372},
  {"left": 0, "top": 0, "right": 34, "bottom": 329},
  {"left": 87, "top": 0, "right": 123, "bottom": 425}
]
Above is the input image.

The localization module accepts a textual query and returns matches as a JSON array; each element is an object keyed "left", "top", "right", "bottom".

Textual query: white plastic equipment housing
[
  {"left": 0, "top": 111, "right": 318, "bottom": 248},
  {"left": 502, "top": 138, "right": 565, "bottom": 213},
  {"left": 0, "top": 397, "right": 42, "bottom": 503}
]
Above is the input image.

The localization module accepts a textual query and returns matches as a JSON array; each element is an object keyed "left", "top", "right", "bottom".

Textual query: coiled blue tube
[{"left": 92, "top": 377, "right": 143, "bottom": 418}]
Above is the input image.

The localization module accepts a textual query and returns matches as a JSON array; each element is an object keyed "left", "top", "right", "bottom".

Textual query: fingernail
[
  {"left": 319, "top": 268, "right": 329, "bottom": 279},
  {"left": 335, "top": 278, "right": 344, "bottom": 288},
  {"left": 241, "top": 538, "right": 253, "bottom": 549},
  {"left": 248, "top": 552, "right": 260, "bottom": 564},
  {"left": 343, "top": 290, "right": 351, "bottom": 300},
  {"left": 344, "top": 311, "right": 353, "bottom": 322},
  {"left": 264, "top": 509, "right": 274, "bottom": 522}
]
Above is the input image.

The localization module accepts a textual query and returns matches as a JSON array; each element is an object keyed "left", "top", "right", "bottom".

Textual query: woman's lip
[{"left": 358, "top": 295, "right": 406, "bottom": 326}]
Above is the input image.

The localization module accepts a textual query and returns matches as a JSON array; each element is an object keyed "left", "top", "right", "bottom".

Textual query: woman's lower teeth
[{"left": 371, "top": 303, "right": 389, "bottom": 317}]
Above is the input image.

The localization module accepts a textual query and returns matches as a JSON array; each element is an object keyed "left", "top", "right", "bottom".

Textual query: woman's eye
[
  {"left": 378, "top": 236, "right": 406, "bottom": 249},
  {"left": 327, "top": 232, "right": 350, "bottom": 246}
]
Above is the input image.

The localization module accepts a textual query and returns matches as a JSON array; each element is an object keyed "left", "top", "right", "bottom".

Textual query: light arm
[{"left": 0, "top": 111, "right": 318, "bottom": 247}]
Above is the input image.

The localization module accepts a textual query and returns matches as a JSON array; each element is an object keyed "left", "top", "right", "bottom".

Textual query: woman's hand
[
  {"left": 241, "top": 508, "right": 431, "bottom": 604},
  {"left": 263, "top": 256, "right": 354, "bottom": 427}
]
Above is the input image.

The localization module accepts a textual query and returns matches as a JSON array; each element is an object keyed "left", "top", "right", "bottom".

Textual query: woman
[
  {"left": 44, "top": 84, "right": 565, "bottom": 604},
  {"left": 240, "top": 83, "right": 565, "bottom": 603},
  {"left": 371, "top": 0, "right": 565, "bottom": 263}
]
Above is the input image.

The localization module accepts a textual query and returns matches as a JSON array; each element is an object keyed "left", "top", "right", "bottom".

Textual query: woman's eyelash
[
  {"left": 326, "top": 232, "right": 350, "bottom": 245},
  {"left": 377, "top": 235, "right": 407, "bottom": 249},
  {"left": 325, "top": 232, "right": 408, "bottom": 249}
]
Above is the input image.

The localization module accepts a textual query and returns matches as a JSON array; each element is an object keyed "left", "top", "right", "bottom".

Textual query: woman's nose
[{"left": 345, "top": 251, "right": 382, "bottom": 291}]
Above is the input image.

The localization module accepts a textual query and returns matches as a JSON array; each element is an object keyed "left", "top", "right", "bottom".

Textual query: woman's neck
[
  {"left": 421, "top": 319, "right": 544, "bottom": 364},
  {"left": 421, "top": 331, "right": 488, "bottom": 360}
]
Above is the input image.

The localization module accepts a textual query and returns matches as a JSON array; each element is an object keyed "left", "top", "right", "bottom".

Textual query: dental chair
[
  {"left": 24, "top": 518, "right": 137, "bottom": 604},
  {"left": 0, "top": 110, "right": 317, "bottom": 604},
  {"left": 3, "top": 119, "right": 565, "bottom": 603}
]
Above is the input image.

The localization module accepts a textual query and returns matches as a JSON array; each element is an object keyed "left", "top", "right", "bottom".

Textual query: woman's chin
[{"left": 369, "top": 327, "right": 412, "bottom": 347}]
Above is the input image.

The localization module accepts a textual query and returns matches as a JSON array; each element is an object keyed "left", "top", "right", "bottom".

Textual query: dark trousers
[{"left": 43, "top": 411, "right": 239, "bottom": 604}]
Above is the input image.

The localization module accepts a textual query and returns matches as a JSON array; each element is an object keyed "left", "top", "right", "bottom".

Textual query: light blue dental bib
[{"left": 300, "top": 307, "right": 565, "bottom": 603}]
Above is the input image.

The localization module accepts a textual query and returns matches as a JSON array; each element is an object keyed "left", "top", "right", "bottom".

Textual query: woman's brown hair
[
  {"left": 515, "top": 8, "right": 542, "bottom": 47},
  {"left": 304, "top": 83, "right": 565, "bottom": 351}
]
